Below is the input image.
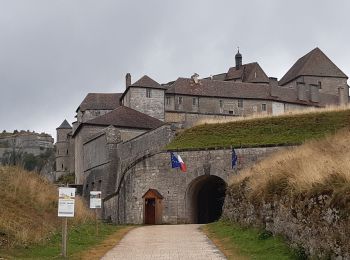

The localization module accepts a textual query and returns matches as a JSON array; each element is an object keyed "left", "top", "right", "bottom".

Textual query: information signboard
[
  {"left": 90, "top": 191, "right": 102, "bottom": 209},
  {"left": 58, "top": 187, "right": 76, "bottom": 217}
]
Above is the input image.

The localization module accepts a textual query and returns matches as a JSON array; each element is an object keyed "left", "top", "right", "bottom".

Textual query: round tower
[
  {"left": 235, "top": 48, "right": 242, "bottom": 70},
  {"left": 56, "top": 119, "right": 72, "bottom": 178}
]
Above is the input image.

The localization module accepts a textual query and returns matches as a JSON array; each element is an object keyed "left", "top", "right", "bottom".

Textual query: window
[
  {"left": 318, "top": 81, "right": 322, "bottom": 89},
  {"left": 166, "top": 97, "right": 171, "bottom": 105},
  {"left": 178, "top": 96, "right": 183, "bottom": 105},
  {"left": 192, "top": 98, "right": 197, "bottom": 106},
  {"left": 238, "top": 99, "right": 243, "bottom": 108},
  {"left": 66, "top": 149, "right": 68, "bottom": 155},
  {"left": 62, "top": 164, "right": 64, "bottom": 170},
  {"left": 146, "top": 89, "right": 152, "bottom": 98},
  {"left": 262, "top": 103, "right": 267, "bottom": 111},
  {"left": 220, "top": 100, "right": 223, "bottom": 109},
  {"left": 229, "top": 110, "right": 234, "bottom": 115}
]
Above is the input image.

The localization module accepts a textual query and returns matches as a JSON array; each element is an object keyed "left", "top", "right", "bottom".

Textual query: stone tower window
[
  {"left": 262, "top": 104, "right": 267, "bottom": 111},
  {"left": 192, "top": 98, "right": 197, "bottom": 106},
  {"left": 178, "top": 96, "right": 183, "bottom": 105},
  {"left": 238, "top": 99, "right": 243, "bottom": 108},
  {"left": 219, "top": 100, "right": 223, "bottom": 108},
  {"left": 62, "top": 164, "right": 64, "bottom": 170},
  {"left": 318, "top": 81, "right": 322, "bottom": 89},
  {"left": 166, "top": 97, "right": 171, "bottom": 105},
  {"left": 66, "top": 149, "right": 68, "bottom": 155},
  {"left": 146, "top": 89, "right": 152, "bottom": 98}
]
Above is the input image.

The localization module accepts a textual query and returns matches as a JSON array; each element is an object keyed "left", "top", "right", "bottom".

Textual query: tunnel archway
[{"left": 187, "top": 175, "right": 227, "bottom": 224}]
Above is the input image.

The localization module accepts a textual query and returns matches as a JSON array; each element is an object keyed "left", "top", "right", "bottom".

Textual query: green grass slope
[{"left": 167, "top": 109, "right": 350, "bottom": 150}]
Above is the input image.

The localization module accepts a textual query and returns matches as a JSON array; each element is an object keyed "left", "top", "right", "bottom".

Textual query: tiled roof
[
  {"left": 226, "top": 62, "right": 270, "bottom": 83},
  {"left": 279, "top": 47, "right": 348, "bottom": 85},
  {"left": 131, "top": 75, "right": 165, "bottom": 89},
  {"left": 77, "top": 93, "right": 122, "bottom": 112},
  {"left": 84, "top": 106, "right": 164, "bottom": 130},
  {"left": 57, "top": 119, "right": 72, "bottom": 129},
  {"left": 165, "top": 77, "right": 336, "bottom": 106}
]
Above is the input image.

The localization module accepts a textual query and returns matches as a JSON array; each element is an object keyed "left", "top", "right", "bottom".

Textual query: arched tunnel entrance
[{"left": 187, "top": 175, "right": 227, "bottom": 224}]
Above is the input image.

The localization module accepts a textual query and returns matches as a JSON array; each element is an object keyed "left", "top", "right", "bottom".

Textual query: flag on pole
[
  {"left": 171, "top": 152, "right": 187, "bottom": 172},
  {"left": 232, "top": 147, "right": 238, "bottom": 168}
]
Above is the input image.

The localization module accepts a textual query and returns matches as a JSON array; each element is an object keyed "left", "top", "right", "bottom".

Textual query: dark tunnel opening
[{"left": 190, "top": 175, "right": 227, "bottom": 224}]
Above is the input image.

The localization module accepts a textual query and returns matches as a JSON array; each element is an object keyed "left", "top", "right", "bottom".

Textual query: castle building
[{"left": 56, "top": 47, "right": 349, "bottom": 224}]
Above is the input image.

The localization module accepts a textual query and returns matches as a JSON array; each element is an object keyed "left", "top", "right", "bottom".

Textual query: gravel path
[{"left": 101, "top": 224, "right": 226, "bottom": 260}]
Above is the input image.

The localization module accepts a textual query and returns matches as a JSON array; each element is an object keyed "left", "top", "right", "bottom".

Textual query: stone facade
[
  {"left": 55, "top": 47, "right": 349, "bottom": 231},
  {"left": 103, "top": 145, "right": 290, "bottom": 224},
  {"left": 123, "top": 87, "right": 165, "bottom": 121}
]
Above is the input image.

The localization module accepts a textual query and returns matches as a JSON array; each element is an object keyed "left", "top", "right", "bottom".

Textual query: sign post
[
  {"left": 90, "top": 191, "right": 102, "bottom": 236},
  {"left": 58, "top": 187, "right": 76, "bottom": 258}
]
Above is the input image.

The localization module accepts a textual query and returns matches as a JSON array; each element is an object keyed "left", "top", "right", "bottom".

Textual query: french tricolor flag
[{"left": 171, "top": 152, "right": 187, "bottom": 172}]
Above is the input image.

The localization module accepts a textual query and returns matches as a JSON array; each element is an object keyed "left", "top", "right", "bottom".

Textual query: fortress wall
[
  {"left": 223, "top": 184, "right": 350, "bottom": 259},
  {"left": 82, "top": 126, "right": 165, "bottom": 201},
  {"left": 104, "top": 145, "right": 292, "bottom": 224}
]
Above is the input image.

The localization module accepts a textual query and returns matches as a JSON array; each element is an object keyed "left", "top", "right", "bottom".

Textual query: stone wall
[
  {"left": 165, "top": 95, "right": 273, "bottom": 116},
  {"left": 103, "top": 146, "right": 290, "bottom": 224},
  {"left": 127, "top": 87, "right": 165, "bottom": 121},
  {"left": 222, "top": 182, "right": 350, "bottom": 259}
]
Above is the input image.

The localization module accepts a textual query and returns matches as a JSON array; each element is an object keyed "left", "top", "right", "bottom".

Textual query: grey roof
[
  {"left": 279, "top": 47, "right": 348, "bottom": 86},
  {"left": 131, "top": 75, "right": 165, "bottom": 89},
  {"left": 225, "top": 62, "right": 270, "bottom": 83},
  {"left": 84, "top": 106, "right": 164, "bottom": 130},
  {"left": 77, "top": 93, "right": 122, "bottom": 112},
  {"left": 57, "top": 119, "right": 72, "bottom": 129}
]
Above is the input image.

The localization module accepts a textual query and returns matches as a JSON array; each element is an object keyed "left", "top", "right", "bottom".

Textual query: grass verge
[
  {"left": 167, "top": 108, "right": 350, "bottom": 150},
  {"left": 0, "top": 223, "right": 133, "bottom": 259},
  {"left": 203, "top": 221, "right": 296, "bottom": 260}
]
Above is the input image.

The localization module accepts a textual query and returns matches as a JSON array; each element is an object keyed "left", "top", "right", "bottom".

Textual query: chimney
[
  {"left": 125, "top": 73, "right": 131, "bottom": 88},
  {"left": 191, "top": 73, "right": 199, "bottom": 84},
  {"left": 269, "top": 77, "right": 278, "bottom": 88},
  {"left": 338, "top": 87, "right": 347, "bottom": 106},
  {"left": 310, "top": 85, "right": 320, "bottom": 103}
]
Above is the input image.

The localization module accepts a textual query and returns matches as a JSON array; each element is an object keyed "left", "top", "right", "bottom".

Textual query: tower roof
[
  {"left": 83, "top": 106, "right": 164, "bottom": 130},
  {"left": 131, "top": 75, "right": 165, "bottom": 89},
  {"left": 57, "top": 119, "right": 72, "bottom": 130},
  {"left": 76, "top": 93, "right": 122, "bottom": 112},
  {"left": 226, "top": 62, "right": 269, "bottom": 83},
  {"left": 235, "top": 49, "right": 242, "bottom": 58},
  {"left": 279, "top": 47, "right": 348, "bottom": 85}
]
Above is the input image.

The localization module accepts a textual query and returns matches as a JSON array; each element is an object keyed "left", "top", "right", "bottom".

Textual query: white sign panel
[
  {"left": 90, "top": 191, "right": 102, "bottom": 209},
  {"left": 58, "top": 187, "right": 76, "bottom": 217}
]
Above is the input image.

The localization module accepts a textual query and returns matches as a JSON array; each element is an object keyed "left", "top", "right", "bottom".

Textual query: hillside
[
  {"left": 0, "top": 166, "right": 92, "bottom": 248},
  {"left": 167, "top": 108, "right": 350, "bottom": 150}
]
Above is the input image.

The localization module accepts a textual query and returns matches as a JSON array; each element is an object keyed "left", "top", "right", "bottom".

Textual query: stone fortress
[{"left": 56, "top": 47, "right": 348, "bottom": 224}]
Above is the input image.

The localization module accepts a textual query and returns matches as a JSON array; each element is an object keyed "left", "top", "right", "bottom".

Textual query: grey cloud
[{"left": 0, "top": 0, "right": 349, "bottom": 138}]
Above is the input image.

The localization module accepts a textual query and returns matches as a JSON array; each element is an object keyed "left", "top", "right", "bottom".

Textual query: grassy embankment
[
  {"left": 206, "top": 123, "right": 350, "bottom": 259},
  {"left": 0, "top": 166, "right": 132, "bottom": 259},
  {"left": 167, "top": 107, "right": 350, "bottom": 150},
  {"left": 229, "top": 127, "right": 350, "bottom": 209},
  {"left": 203, "top": 221, "right": 297, "bottom": 260}
]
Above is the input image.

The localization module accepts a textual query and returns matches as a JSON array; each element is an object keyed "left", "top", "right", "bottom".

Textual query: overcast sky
[{"left": 0, "top": 0, "right": 349, "bottom": 139}]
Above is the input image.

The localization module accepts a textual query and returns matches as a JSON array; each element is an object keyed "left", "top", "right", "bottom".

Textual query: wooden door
[{"left": 145, "top": 198, "right": 156, "bottom": 224}]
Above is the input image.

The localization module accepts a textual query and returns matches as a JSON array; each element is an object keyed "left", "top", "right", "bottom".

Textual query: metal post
[
  {"left": 62, "top": 217, "right": 68, "bottom": 258},
  {"left": 95, "top": 209, "right": 99, "bottom": 236}
]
